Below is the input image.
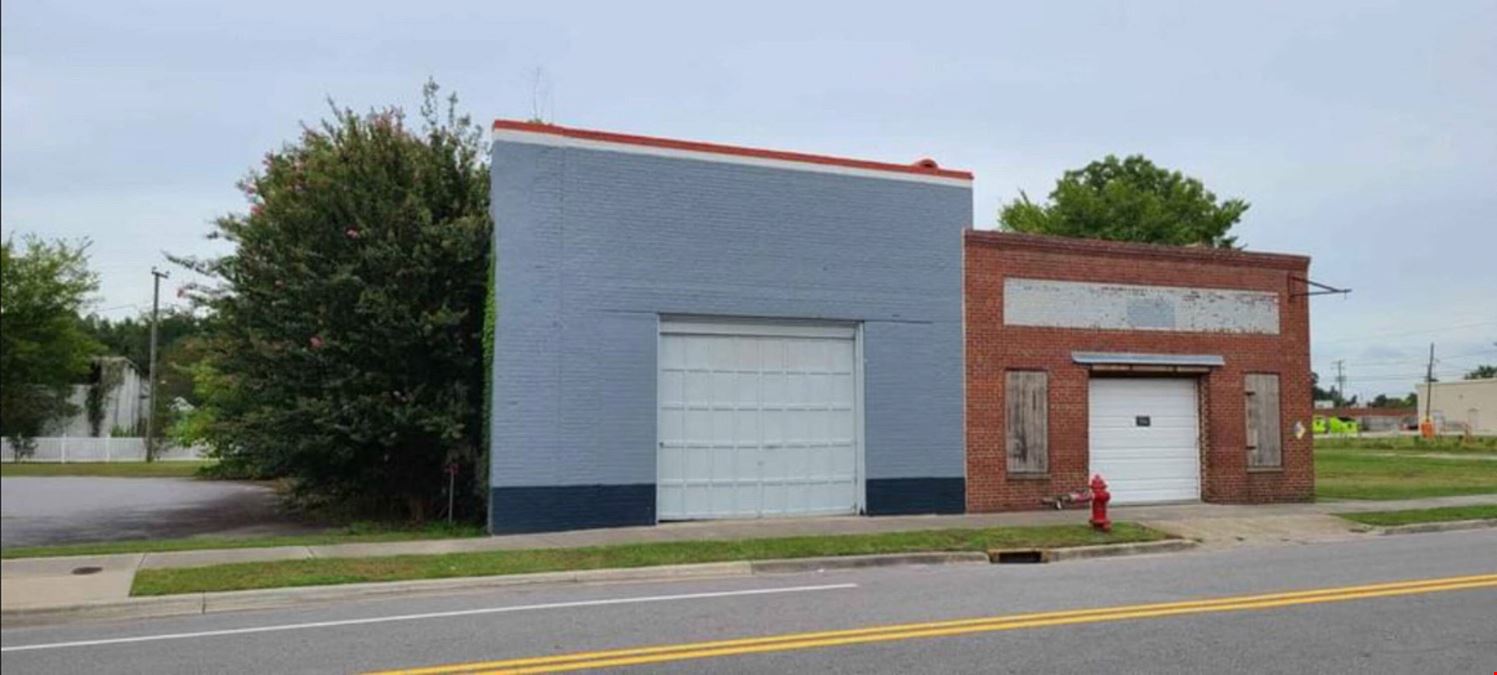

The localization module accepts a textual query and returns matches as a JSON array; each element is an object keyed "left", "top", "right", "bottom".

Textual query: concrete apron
[
  {"left": 0, "top": 553, "right": 143, "bottom": 610},
  {"left": 1142, "top": 514, "right": 1365, "bottom": 548}
]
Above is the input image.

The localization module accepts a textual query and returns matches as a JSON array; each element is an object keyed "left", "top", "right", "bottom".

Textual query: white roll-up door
[
  {"left": 658, "top": 320, "right": 859, "bottom": 520},
  {"left": 1088, "top": 378, "right": 1201, "bottom": 504}
]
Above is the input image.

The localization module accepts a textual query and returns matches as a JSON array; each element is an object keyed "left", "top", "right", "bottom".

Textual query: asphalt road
[
  {"left": 0, "top": 477, "right": 304, "bottom": 547},
  {"left": 3, "top": 529, "right": 1495, "bottom": 674}
]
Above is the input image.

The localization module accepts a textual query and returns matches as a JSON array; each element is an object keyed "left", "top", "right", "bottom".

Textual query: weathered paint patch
[{"left": 1003, "top": 278, "right": 1279, "bottom": 334}]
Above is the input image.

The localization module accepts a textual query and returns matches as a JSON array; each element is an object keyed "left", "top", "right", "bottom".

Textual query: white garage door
[
  {"left": 1088, "top": 378, "right": 1201, "bottom": 504},
  {"left": 658, "top": 321, "right": 859, "bottom": 520}
]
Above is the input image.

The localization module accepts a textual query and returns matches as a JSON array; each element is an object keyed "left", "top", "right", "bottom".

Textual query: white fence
[{"left": 1, "top": 437, "right": 206, "bottom": 463}]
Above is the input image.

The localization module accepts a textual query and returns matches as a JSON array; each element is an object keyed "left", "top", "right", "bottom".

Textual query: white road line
[{"left": 0, "top": 583, "right": 857, "bottom": 653}]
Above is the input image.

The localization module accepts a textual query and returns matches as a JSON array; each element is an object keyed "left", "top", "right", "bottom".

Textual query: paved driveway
[{"left": 0, "top": 477, "right": 308, "bottom": 548}]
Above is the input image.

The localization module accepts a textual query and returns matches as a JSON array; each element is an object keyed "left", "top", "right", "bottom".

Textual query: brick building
[
  {"left": 486, "top": 120, "right": 1316, "bottom": 534},
  {"left": 965, "top": 231, "right": 1314, "bottom": 510}
]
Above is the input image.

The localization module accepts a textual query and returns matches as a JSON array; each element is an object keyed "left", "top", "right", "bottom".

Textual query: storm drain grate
[
  {"left": 71, "top": 566, "right": 104, "bottom": 575},
  {"left": 992, "top": 550, "right": 1046, "bottom": 564}
]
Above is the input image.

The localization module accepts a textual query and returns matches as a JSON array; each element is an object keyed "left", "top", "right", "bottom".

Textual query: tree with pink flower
[{"left": 174, "top": 81, "right": 490, "bottom": 522}]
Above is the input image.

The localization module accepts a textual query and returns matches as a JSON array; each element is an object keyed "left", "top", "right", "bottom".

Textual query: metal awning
[{"left": 1072, "top": 352, "right": 1225, "bottom": 370}]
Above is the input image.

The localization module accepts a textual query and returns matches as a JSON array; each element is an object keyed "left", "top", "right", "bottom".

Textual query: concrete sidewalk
[{"left": 5, "top": 494, "right": 1494, "bottom": 612}]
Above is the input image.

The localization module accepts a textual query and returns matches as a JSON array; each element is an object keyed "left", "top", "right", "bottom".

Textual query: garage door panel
[
  {"left": 683, "top": 409, "right": 710, "bottom": 444},
  {"left": 734, "top": 483, "right": 758, "bottom": 514},
  {"left": 733, "top": 338, "right": 759, "bottom": 369},
  {"left": 1091, "top": 435, "right": 1200, "bottom": 451},
  {"left": 734, "top": 409, "right": 760, "bottom": 443},
  {"left": 1119, "top": 482, "right": 1199, "bottom": 504},
  {"left": 683, "top": 371, "right": 710, "bottom": 404},
  {"left": 732, "top": 371, "right": 756, "bottom": 403},
  {"left": 1089, "top": 378, "right": 1201, "bottom": 504},
  {"left": 1093, "top": 456, "right": 1197, "bottom": 475}
]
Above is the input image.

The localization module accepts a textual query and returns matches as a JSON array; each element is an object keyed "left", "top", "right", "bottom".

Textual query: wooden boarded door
[
  {"left": 1006, "top": 371, "right": 1049, "bottom": 474},
  {"left": 1245, "top": 374, "right": 1282, "bottom": 468}
]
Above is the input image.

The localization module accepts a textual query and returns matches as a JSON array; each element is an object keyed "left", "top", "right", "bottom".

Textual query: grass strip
[
  {"left": 1314, "top": 450, "right": 1497, "bottom": 501},
  {"left": 130, "top": 523, "right": 1168, "bottom": 596},
  {"left": 1314, "top": 437, "right": 1497, "bottom": 454},
  {"left": 1339, "top": 504, "right": 1497, "bottom": 527},
  {"left": 2, "top": 522, "right": 486, "bottom": 559},
  {"left": 0, "top": 461, "right": 215, "bottom": 478}
]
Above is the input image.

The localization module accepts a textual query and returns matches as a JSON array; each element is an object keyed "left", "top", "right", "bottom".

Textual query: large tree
[
  {"left": 176, "top": 82, "right": 491, "bottom": 519},
  {"left": 0, "top": 236, "right": 101, "bottom": 456},
  {"left": 1000, "top": 155, "right": 1247, "bottom": 248}
]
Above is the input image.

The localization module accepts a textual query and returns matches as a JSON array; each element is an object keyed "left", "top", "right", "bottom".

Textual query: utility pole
[
  {"left": 144, "top": 267, "right": 170, "bottom": 461},
  {"left": 1333, "top": 359, "right": 1346, "bottom": 406},
  {"left": 1421, "top": 342, "right": 1436, "bottom": 438}
]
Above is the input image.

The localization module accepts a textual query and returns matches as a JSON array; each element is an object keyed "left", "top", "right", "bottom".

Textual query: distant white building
[
  {"left": 1416, "top": 378, "right": 1497, "bottom": 435},
  {"left": 43, "top": 356, "right": 147, "bottom": 437}
]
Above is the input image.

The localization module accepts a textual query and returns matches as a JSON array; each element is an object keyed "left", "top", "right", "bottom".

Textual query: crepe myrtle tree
[
  {"left": 175, "top": 81, "right": 491, "bottom": 520},
  {"left": 1001, "top": 154, "right": 1247, "bottom": 248}
]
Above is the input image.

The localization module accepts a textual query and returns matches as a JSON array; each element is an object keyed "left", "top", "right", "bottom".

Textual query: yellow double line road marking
[{"left": 376, "top": 573, "right": 1497, "bottom": 674}]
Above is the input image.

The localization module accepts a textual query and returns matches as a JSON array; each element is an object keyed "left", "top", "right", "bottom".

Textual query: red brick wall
[{"left": 964, "top": 231, "right": 1314, "bottom": 511}]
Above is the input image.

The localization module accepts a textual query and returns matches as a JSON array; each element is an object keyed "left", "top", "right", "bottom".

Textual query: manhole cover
[{"left": 71, "top": 566, "right": 104, "bottom": 575}]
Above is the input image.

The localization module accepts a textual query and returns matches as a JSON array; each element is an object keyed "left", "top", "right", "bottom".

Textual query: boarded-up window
[
  {"left": 1006, "top": 371, "right": 1049, "bottom": 474},
  {"left": 1245, "top": 374, "right": 1282, "bottom": 468}
]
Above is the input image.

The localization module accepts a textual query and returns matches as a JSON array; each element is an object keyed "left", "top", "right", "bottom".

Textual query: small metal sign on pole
[{"left": 445, "top": 463, "right": 459, "bottom": 525}]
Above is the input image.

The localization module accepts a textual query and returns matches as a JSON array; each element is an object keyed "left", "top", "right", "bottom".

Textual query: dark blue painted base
[
  {"left": 865, "top": 477, "right": 966, "bottom": 515},
  {"left": 489, "top": 484, "right": 655, "bottom": 534},
  {"left": 488, "top": 478, "right": 965, "bottom": 533}
]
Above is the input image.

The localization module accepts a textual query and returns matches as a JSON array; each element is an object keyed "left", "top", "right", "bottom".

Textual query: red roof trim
[{"left": 491, "top": 119, "right": 973, "bottom": 181}]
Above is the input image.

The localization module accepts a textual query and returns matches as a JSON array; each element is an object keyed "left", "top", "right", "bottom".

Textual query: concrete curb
[
  {"left": 749, "top": 551, "right": 990, "bottom": 574},
  {"left": 1373, "top": 519, "right": 1497, "bottom": 536},
  {"left": 1034, "top": 538, "right": 1198, "bottom": 562},
  {"left": 0, "top": 541, "right": 1198, "bottom": 627},
  {"left": 0, "top": 594, "right": 205, "bottom": 627},
  {"left": 1, "top": 561, "right": 753, "bottom": 627}
]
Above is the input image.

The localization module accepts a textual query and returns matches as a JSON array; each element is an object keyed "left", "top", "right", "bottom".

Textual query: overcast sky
[{"left": 4, "top": 0, "right": 1494, "bottom": 399}]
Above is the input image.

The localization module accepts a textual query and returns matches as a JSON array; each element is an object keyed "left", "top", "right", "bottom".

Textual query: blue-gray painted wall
[{"left": 489, "top": 138, "right": 971, "bottom": 533}]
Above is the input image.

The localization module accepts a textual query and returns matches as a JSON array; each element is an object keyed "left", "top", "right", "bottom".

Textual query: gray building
[
  {"left": 488, "top": 121, "right": 972, "bottom": 533},
  {"left": 1417, "top": 379, "right": 1497, "bottom": 435},
  {"left": 44, "top": 356, "right": 146, "bottom": 438}
]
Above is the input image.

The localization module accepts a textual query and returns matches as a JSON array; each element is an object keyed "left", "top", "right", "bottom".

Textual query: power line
[
  {"left": 1313, "top": 348, "right": 1497, "bottom": 372},
  {"left": 1321, "top": 348, "right": 1495, "bottom": 366},
  {"left": 1314, "top": 320, "right": 1497, "bottom": 345},
  {"left": 1338, "top": 368, "right": 1474, "bottom": 383},
  {"left": 91, "top": 303, "right": 142, "bottom": 314}
]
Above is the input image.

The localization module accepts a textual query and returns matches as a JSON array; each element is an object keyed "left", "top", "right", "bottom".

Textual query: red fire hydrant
[{"left": 1088, "top": 474, "right": 1112, "bottom": 532}]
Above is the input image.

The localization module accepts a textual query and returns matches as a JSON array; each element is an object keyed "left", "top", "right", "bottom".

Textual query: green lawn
[
  {"left": 130, "top": 523, "right": 1169, "bottom": 596},
  {"left": 0, "top": 461, "right": 215, "bottom": 478},
  {"left": 1, "top": 522, "right": 486, "bottom": 559},
  {"left": 1314, "top": 435, "right": 1497, "bottom": 455},
  {"left": 1339, "top": 504, "right": 1497, "bottom": 527},
  {"left": 1316, "top": 443, "right": 1497, "bottom": 501}
]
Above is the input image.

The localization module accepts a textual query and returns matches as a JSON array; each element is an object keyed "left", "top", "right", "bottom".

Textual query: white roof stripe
[{"left": 491, "top": 128, "right": 974, "bottom": 188}]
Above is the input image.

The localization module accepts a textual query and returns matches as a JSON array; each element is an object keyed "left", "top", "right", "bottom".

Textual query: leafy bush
[{"left": 176, "top": 82, "right": 491, "bottom": 521}]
